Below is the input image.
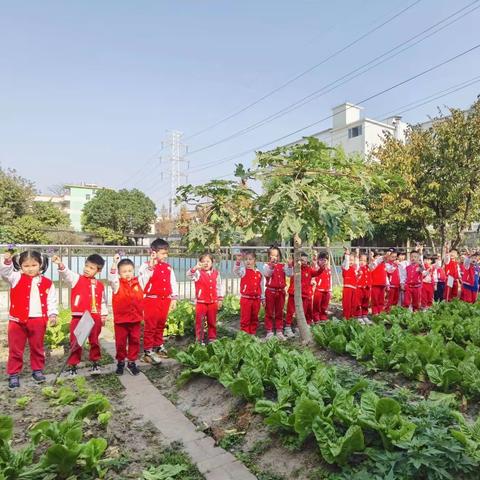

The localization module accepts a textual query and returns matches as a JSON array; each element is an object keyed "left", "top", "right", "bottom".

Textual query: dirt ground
[
  {"left": 145, "top": 360, "right": 332, "bottom": 480},
  {"left": 0, "top": 322, "right": 204, "bottom": 480}
]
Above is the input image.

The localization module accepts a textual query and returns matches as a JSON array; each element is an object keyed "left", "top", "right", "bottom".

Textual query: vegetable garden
[{"left": 165, "top": 297, "right": 480, "bottom": 479}]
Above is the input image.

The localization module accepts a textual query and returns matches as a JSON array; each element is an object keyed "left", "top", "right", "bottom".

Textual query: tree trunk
[{"left": 293, "top": 233, "right": 312, "bottom": 344}]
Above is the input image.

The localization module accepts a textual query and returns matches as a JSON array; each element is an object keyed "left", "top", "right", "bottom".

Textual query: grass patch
[{"left": 88, "top": 373, "right": 124, "bottom": 396}]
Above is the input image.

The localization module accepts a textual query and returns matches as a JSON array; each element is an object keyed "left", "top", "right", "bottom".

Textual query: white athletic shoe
[
  {"left": 276, "top": 331, "right": 287, "bottom": 341},
  {"left": 284, "top": 327, "right": 296, "bottom": 338},
  {"left": 363, "top": 316, "right": 373, "bottom": 325},
  {"left": 264, "top": 331, "right": 274, "bottom": 341},
  {"left": 357, "top": 317, "right": 366, "bottom": 325}
]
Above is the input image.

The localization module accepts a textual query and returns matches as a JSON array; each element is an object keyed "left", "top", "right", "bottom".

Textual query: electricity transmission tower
[{"left": 160, "top": 130, "right": 188, "bottom": 217}]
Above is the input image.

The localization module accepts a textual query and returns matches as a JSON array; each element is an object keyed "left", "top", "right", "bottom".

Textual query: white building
[{"left": 288, "top": 102, "right": 408, "bottom": 156}]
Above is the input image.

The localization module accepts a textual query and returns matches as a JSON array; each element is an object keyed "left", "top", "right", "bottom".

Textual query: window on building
[{"left": 348, "top": 125, "right": 362, "bottom": 138}]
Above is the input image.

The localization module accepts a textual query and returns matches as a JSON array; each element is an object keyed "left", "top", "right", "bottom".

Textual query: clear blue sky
[{"left": 1, "top": 0, "right": 479, "bottom": 209}]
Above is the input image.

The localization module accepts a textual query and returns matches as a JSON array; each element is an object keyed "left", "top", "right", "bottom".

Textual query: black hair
[
  {"left": 151, "top": 238, "right": 169, "bottom": 251},
  {"left": 13, "top": 250, "right": 49, "bottom": 274},
  {"left": 398, "top": 250, "right": 406, "bottom": 256},
  {"left": 372, "top": 250, "right": 382, "bottom": 258},
  {"left": 118, "top": 258, "right": 135, "bottom": 270},
  {"left": 199, "top": 253, "right": 214, "bottom": 263},
  {"left": 317, "top": 251, "right": 328, "bottom": 260},
  {"left": 300, "top": 252, "right": 309, "bottom": 258},
  {"left": 388, "top": 248, "right": 397, "bottom": 254},
  {"left": 267, "top": 245, "right": 282, "bottom": 260},
  {"left": 86, "top": 254, "right": 105, "bottom": 270},
  {"left": 244, "top": 251, "right": 256, "bottom": 259}
]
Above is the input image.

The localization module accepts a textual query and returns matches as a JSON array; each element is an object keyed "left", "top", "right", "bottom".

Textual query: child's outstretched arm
[
  {"left": 108, "top": 254, "right": 121, "bottom": 294},
  {"left": 100, "top": 290, "right": 108, "bottom": 326},
  {"left": 0, "top": 252, "right": 21, "bottom": 286},
  {"left": 138, "top": 252, "right": 156, "bottom": 289},
  {"left": 186, "top": 262, "right": 202, "bottom": 282},
  {"left": 233, "top": 255, "right": 246, "bottom": 278},
  {"left": 52, "top": 255, "right": 79, "bottom": 287}
]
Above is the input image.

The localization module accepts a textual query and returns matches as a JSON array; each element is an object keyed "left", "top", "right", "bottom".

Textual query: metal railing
[{"left": 0, "top": 244, "right": 421, "bottom": 315}]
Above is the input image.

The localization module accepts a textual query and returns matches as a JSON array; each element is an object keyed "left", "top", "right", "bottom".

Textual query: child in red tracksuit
[
  {"left": 263, "top": 246, "right": 291, "bottom": 341},
  {"left": 109, "top": 254, "right": 143, "bottom": 376},
  {"left": 403, "top": 250, "right": 423, "bottom": 311},
  {"left": 385, "top": 249, "right": 401, "bottom": 312},
  {"left": 53, "top": 253, "right": 107, "bottom": 376},
  {"left": 460, "top": 253, "right": 476, "bottom": 304},
  {"left": 139, "top": 238, "right": 178, "bottom": 364},
  {"left": 313, "top": 252, "right": 331, "bottom": 323},
  {"left": 342, "top": 248, "right": 358, "bottom": 320},
  {"left": 233, "top": 251, "right": 264, "bottom": 335},
  {"left": 187, "top": 253, "right": 224, "bottom": 344},
  {"left": 356, "top": 251, "right": 371, "bottom": 324},
  {"left": 1, "top": 250, "right": 58, "bottom": 389},
  {"left": 421, "top": 256, "right": 435, "bottom": 309},
  {"left": 369, "top": 251, "right": 387, "bottom": 315},
  {"left": 443, "top": 246, "right": 460, "bottom": 301},
  {"left": 285, "top": 252, "right": 321, "bottom": 337}
]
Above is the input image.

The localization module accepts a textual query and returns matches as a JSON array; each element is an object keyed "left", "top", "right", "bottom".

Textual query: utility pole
[{"left": 160, "top": 130, "right": 188, "bottom": 217}]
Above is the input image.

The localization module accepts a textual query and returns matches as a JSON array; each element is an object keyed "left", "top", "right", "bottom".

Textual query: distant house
[{"left": 35, "top": 183, "right": 102, "bottom": 232}]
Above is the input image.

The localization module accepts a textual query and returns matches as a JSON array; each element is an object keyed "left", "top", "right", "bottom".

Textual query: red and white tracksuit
[
  {"left": 342, "top": 255, "right": 358, "bottom": 320},
  {"left": 356, "top": 264, "right": 371, "bottom": 317},
  {"left": 286, "top": 264, "right": 321, "bottom": 326},
  {"left": 109, "top": 270, "right": 143, "bottom": 362},
  {"left": 313, "top": 267, "right": 331, "bottom": 322},
  {"left": 233, "top": 262, "right": 264, "bottom": 335},
  {"left": 443, "top": 255, "right": 460, "bottom": 301},
  {"left": 385, "top": 261, "right": 400, "bottom": 312},
  {"left": 187, "top": 268, "right": 223, "bottom": 342},
  {"left": 58, "top": 266, "right": 108, "bottom": 366},
  {"left": 370, "top": 258, "right": 387, "bottom": 315},
  {"left": 0, "top": 258, "right": 58, "bottom": 375},
  {"left": 263, "top": 263, "right": 290, "bottom": 332},
  {"left": 403, "top": 263, "right": 423, "bottom": 311},
  {"left": 421, "top": 264, "right": 435, "bottom": 309},
  {"left": 139, "top": 261, "right": 178, "bottom": 350},
  {"left": 460, "top": 260, "right": 476, "bottom": 304}
]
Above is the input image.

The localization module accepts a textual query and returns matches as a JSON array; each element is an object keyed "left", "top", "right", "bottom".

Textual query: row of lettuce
[
  {"left": 1, "top": 377, "right": 198, "bottom": 480},
  {"left": 313, "top": 300, "right": 480, "bottom": 396},
  {"left": 175, "top": 332, "right": 480, "bottom": 479}
]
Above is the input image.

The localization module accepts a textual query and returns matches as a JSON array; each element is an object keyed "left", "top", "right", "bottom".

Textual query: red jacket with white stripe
[
  {"left": 387, "top": 261, "right": 401, "bottom": 287},
  {"left": 357, "top": 265, "right": 371, "bottom": 289},
  {"left": 143, "top": 262, "right": 174, "bottom": 298},
  {"left": 71, "top": 275, "right": 104, "bottom": 318},
  {"left": 315, "top": 267, "right": 332, "bottom": 293},
  {"left": 10, "top": 274, "right": 52, "bottom": 324},
  {"left": 240, "top": 268, "right": 263, "bottom": 298},
  {"left": 288, "top": 264, "right": 322, "bottom": 298},
  {"left": 405, "top": 263, "right": 423, "bottom": 287},
  {"left": 264, "top": 263, "right": 287, "bottom": 290},
  {"left": 191, "top": 269, "right": 223, "bottom": 303}
]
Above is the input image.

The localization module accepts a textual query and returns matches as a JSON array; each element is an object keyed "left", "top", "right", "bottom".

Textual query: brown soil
[{"left": 144, "top": 362, "right": 332, "bottom": 480}]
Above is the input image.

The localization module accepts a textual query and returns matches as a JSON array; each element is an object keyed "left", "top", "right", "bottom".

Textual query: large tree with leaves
[
  {"left": 252, "top": 138, "right": 375, "bottom": 343},
  {"left": 176, "top": 179, "right": 256, "bottom": 252},
  {"left": 371, "top": 98, "right": 480, "bottom": 248},
  {"left": 0, "top": 168, "right": 35, "bottom": 224},
  {"left": 82, "top": 188, "right": 156, "bottom": 244}
]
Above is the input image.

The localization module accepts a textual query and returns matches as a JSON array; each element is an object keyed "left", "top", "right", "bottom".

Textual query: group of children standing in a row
[
  {"left": 341, "top": 245, "right": 479, "bottom": 323},
  {"left": 2, "top": 240, "right": 476, "bottom": 389}
]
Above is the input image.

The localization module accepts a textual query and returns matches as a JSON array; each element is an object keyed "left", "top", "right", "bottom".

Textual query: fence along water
[{"left": 0, "top": 244, "right": 407, "bottom": 316}]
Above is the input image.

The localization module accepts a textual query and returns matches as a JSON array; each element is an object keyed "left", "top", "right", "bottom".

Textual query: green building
[{"left": 64, "top": 184, "right": 101, "bottom": 231}]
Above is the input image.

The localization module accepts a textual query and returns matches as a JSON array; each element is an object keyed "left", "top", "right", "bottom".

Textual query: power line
[
  {"left": 115, "top": 1, "right": 422, "bottom": 188},
  {"left": 185, "top": 43, "right": 480, "bottom": 176},
  {"left": 183, "top": 0, "right": 423, "bottom": 141},
  {"left": 186, "top": 0, "right": 480, "bottom": 157}
]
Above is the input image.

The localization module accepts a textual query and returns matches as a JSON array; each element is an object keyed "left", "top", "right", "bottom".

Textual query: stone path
[{"left": 100, "top": 332, "right": 257, "bottom": 480}]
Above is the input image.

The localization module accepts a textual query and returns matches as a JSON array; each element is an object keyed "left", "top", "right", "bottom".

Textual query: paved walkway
[{"left": 100, "top": 332, "right": 257, "bottom": 480}]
